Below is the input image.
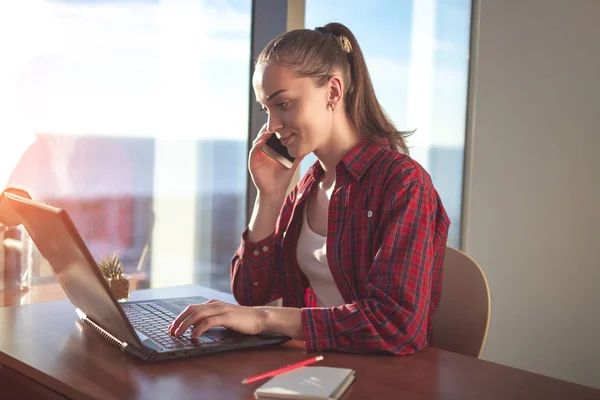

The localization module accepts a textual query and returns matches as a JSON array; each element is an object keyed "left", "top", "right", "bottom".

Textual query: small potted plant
[{"left": 98, "top": 251, "right": 130, "bottom": 301}]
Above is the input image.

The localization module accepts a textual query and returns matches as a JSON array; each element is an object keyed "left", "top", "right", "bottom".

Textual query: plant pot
[{"left": 108, "top": 274, "right": 131, "bottom": 301}]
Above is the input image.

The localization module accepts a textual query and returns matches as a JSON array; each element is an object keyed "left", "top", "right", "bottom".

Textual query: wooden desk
[{"left": 0, "top": 285, "right": 598, "bottom": 400}]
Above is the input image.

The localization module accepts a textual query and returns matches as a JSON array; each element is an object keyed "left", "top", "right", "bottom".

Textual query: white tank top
[{"left": 296, "top": 207, "right": 345, "bottom": 307}]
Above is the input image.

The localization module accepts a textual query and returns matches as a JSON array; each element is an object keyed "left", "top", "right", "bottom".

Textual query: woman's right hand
[{"left": 248, "top": 124, "right": 302, "bottom": 200}]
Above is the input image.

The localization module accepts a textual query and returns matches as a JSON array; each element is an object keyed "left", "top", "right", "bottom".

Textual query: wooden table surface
[{"left": 0, "top": 285, "right": 598, "bottom": 400}]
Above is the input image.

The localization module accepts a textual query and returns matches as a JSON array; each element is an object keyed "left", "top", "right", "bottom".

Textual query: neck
[{"left": 314, "top": 115, "right": 362, "bottom": 181}]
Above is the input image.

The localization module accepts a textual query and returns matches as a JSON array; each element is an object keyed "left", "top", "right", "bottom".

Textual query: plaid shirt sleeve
[
  {"left": 230, "top": 191, "right": 296, "bottom": 306},
  {"left": 230, "top": 228, "right": 281, "bottom": 305},
  {"left": 301, "top": 182, "right": 440, "bottom": 355}
]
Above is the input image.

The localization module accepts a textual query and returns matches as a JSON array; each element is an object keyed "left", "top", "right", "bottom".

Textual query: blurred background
[{"left": 0, "top": 0, "right": 470, "bottom": 293}]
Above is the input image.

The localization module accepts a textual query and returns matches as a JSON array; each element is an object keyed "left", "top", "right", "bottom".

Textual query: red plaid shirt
[{"left": 231, "top": 140, "right": 450, "bottom": 355}]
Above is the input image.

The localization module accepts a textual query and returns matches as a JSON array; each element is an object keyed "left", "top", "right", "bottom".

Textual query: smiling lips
[{"left": 280, "top": 134, "right": 294, "bottom": 146}]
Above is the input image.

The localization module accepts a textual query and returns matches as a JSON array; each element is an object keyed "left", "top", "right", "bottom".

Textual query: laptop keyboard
[{"left": 122, "top": 302, "right": 224, "bottom": 349}]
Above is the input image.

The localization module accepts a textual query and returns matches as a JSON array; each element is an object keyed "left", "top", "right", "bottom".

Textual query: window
[
  {"left": 0, "top": 0, "right": 251, "bottom": 302},
  {"left": 304, "top": 0, "right": 472, "bottom": 247},
  {"left": 1, "top": 0, "right": 471, "bottom": 306}
]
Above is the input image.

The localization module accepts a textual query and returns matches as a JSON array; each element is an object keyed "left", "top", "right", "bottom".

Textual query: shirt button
[
  {"left": 298, "top": 192, "right": 303, "bottom": 198},
  {"left": 367, "top": 210, "right": 373, "bottom": 218},
  {"left": 253, "top": 281, "right": 259, "bottom": 286},
  {"left": 262, "top": 245, "right": 269, "bottom": 252},
  {"left": 253, "top": 250, "right": 260, "bottom": 256}
]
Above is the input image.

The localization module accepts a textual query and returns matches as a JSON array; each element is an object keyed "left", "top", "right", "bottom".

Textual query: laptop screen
[{"left": 5, "top": 193, "right": 142, "bottom": 347}]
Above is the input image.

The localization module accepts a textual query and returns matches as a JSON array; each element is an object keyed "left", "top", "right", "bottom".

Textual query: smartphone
[{"left": 262, "top": 134, "right": 295, "bottom": 169}]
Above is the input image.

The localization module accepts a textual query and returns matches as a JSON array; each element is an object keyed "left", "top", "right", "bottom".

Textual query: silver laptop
[{"left": 5, "top": 193, "right": 290, "bottom": 362}]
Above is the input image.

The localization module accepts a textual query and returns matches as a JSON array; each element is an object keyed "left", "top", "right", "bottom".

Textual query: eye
[{"left": 277, "top": 101, "right": 289, "bottom": 110}]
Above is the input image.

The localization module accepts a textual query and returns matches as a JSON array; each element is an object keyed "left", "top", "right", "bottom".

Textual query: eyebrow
[
  {"left": 266, "top": 89, "right": 286, "bottom": 101},
  {"left": 256, "top": 89, "right": 287, "bottom": 107}
]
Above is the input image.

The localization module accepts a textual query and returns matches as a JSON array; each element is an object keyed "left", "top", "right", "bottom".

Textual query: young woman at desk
[{"left": 169, "top": 22, "right": 450, "bottom": 355}]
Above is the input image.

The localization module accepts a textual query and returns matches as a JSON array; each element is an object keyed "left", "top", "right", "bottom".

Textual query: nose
[{"left": 266, "top": 112, "right": 283, "bottom": 134}]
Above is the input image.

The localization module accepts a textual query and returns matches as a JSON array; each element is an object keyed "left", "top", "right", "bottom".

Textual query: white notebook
[{"left": 254, "top": 366, "right": 356, "bottom": 400}]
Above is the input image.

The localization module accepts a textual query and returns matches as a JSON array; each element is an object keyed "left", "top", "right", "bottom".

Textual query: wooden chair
[{"left": 432, "top": 246, "right": 491, "bottom": 358}]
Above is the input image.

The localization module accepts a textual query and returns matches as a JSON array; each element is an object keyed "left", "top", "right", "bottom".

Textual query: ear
[{"left": 326, "top": 74, "right": 344, "bottom": 110}]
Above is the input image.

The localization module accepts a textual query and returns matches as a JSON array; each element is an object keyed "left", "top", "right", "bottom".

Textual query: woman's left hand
[{"left": 168, "top": 299, "right": 265, "bottom": 338}]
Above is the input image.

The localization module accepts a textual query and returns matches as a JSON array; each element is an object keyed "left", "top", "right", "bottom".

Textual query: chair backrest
[{"left": 432, "top": 246, "right": 490, "bottom": 358}]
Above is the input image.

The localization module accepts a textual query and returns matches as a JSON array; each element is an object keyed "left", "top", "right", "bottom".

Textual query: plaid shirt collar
[{"left": 303, "top": 139, "right": 390, "bottom": 185}]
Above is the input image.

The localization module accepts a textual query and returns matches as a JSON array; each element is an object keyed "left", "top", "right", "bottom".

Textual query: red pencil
[{"left": 241, "top": 355, "right": 324, "bottom": 384}]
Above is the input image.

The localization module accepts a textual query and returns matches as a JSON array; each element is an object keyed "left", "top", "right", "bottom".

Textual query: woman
[{"left": 169, "top": 22, "right": 450, "bottom": 355}]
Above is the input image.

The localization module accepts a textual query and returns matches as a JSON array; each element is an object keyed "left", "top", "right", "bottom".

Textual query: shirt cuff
[
  {"left": 239, "top": 227, "right": 277, "bottom": 262},
  {"left": 301, "top": 307, "right": 336, "bottom": 352}
]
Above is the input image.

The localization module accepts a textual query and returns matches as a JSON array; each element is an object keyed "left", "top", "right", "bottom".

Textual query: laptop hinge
[
  {"left": 76, "top": 309, "right": 155, "bottom": 361},
  {"left": 76, "top": 308, "right": 128, "bottom": 352}
]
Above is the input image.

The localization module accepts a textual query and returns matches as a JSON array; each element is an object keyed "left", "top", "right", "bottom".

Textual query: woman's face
[{"left": 253, "top": 62, "right": 333, "bottom": 158}]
